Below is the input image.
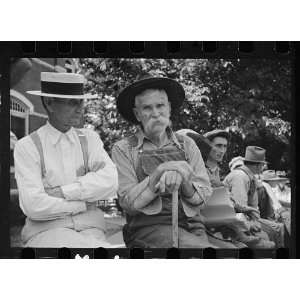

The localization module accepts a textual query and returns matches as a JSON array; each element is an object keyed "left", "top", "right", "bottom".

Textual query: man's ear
[
  {"left": 168, "top": 101, "right": 171, "bottom": 114},
  {"left": 133, "top": 107, "right": 140, "bottom": 122}
]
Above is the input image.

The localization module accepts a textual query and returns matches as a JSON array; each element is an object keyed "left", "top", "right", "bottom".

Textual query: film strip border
[
  {"left": 0, "top": 41, "right": 294, "bottom": 58},
  {"left": 0, "top": 41, "right": 298, "bottom": 258},
  {"left": 11, "top": 247, "right": 290, "bottom": 259}
]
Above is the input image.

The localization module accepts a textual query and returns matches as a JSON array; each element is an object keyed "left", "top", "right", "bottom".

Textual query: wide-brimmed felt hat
[
  {"left": 27, "top": 72, "right": 98, "bottom": 99},
  {"left": 243, "top": 146, "right": 267, "bottom": 164},
  {"left": 176, "top": 129, "right": 212, "bottom": 161},
  {"left": 204, "top": 129, "right": 229, "bottom": 141},
  {"left": 261, "top": 170, "right": 289, "bottom": 182},
  {"left": 117, "top": 74, "right": 185, "bottom": 124}
]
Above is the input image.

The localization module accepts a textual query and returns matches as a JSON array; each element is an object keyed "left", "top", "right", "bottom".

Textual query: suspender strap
[
  {"left": 75, "top": 129, "right": 89, "bottom": 174},
  {"left": 30, "top": 131, "right": 46, "bottom": 178},
  {"left": 30, "top": 129, "right": 89, "bottom": 178}
]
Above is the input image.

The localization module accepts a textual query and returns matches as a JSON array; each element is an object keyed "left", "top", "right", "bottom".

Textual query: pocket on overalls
[{"left": 137, "top": 155, "right": 163, "bottom": 215}]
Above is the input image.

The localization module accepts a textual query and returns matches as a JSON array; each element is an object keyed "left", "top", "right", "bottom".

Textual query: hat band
[{"left": 41, "top": 81, "right": 84, "bottom": 96}]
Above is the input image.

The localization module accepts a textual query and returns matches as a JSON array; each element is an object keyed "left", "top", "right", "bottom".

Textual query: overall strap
[
  {"left": 75, "top": 129, "right": 89, "bottom": 174},
  {"left": 236, "top": 165, "right": 256, "bottom": 196},
  {"left": 30, "top": 131, "right": 46, "bottom": 178},
  {"left": 174, "top": 132, "right": 189, "bottom": 163}
]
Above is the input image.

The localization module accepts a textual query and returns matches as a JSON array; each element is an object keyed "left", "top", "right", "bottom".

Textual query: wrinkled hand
[
  {"left": 234, "top": 203, "right": 260, "bottom": 219},
  {"left": 158, "top": 161, "right": 194, "bottom": 183},
  {"left": 45, "top": 186, "right": 64, "bottom": 198},
  {"left": 247, "top": 210, "right": 260, "bottom": 220},
  {"left": 249, "top": 220, "right": 261, "bottom": 233},
  {"left": 154, "top": 170, "right": 183, "bottom": 194}
]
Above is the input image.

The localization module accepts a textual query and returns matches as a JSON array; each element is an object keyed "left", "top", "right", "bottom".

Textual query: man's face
[
  {"left": 208, "top": 136, "right": 228, "bottom": 163},
  {"left": 133, "top": 89, "right": 171, "bottom": 136},
  {"left": 256, "top": 162, "right": 266, "bottom": 174},
  {"left": 46, "top": 97, "right": 84, "bottom": 128}
]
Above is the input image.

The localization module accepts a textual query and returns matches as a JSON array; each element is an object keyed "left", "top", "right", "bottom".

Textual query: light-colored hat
[
  {"left": 204, "top": 129, "right": 229, "bottom": 141},
  {"left": 229, "top": 156, "right": 244, "bottom": 170},
  {"left": 243, "top": 146, "right": 267, "bottom": 164},
  {"left": 261, "top": 170, "right": 289, "bottom": 182},
  {"left": 27, "top": 72, "right": 98, "bottom": 99}
]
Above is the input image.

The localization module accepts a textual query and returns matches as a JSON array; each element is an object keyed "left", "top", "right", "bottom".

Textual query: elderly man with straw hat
[
  {"left": 14, "top": 72, "right": 118, "bottom": 248},
  {"left": 112, "top": 74, "right": 239, "bottom": 248},
  {"left": 224, "top": 146, "right": 285, "bottom": 248}
]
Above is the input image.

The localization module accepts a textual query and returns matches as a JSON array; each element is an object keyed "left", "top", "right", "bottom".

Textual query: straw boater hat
[
  {"left": 260, "top": 170, "right": 289, "bottom": 182},
  {"left": 176, "top": 129, "right": 212, "bottom": 161},
  {"left": 243, "top": 146, "right": 267, "bottom": 164},
  {"left": 117, "top": 74, "right": 185, "bottom": 124},
  {"left": 27, "top": 72, "right": 97, "bottom": 99},
  {"left": 204, "top": 129, "right": 229, "bottom": 141}
]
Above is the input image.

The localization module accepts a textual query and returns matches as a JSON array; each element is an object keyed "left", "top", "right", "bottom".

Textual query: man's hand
[
  {"left": 148, "top": 161, "right": 194, "bottom": 194},
  {"left": 249, "top": 220, "right": 261, "bottom": 233},
  {"left": 234, "top": 203, "right": 260, "bottom": 220},
  {"left": 154, "top": 170, "right": 183, "bottom": 194},
  {"left": 45, "top": 186, "right": 65, "bottom": 198},
  {"left": 158, "top": 161, "right": 195, "bottom": 183}
]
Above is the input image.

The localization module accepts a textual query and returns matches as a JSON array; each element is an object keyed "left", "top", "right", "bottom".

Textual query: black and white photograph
[{"left": 5, "top": 56, "right": 292, "bottom": 252}]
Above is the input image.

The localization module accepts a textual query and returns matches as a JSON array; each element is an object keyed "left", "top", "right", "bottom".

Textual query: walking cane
[{"left": 172, "top": 189, "right": 179, "bottom": 248}]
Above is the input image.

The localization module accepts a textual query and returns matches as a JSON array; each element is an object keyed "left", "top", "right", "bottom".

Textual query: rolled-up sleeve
[
  {"left": 183, "top": 137, "right": 212, "bottom": 206},
  {"left": 14, "top": 139, "right": 87, "bottom": 221},
  {"left": 61, "top": 131, "right": 118, "bottom": 202},
  {"left": 111, "top": 142, "right": 160, "bottom": 215}
]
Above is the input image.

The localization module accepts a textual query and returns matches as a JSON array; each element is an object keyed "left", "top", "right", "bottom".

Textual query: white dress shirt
[{"left": 14, "top": 122, "right": 118, "bottom": 221}]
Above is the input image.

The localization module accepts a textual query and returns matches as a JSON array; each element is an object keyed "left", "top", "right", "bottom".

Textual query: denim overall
[{"left": 123, "top": 134, "right": 215, "bottom": 248}]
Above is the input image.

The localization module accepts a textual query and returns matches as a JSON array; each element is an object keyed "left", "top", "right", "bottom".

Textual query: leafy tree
[{"left": 77, "top": 58, "right": 291, "bottom": 174}]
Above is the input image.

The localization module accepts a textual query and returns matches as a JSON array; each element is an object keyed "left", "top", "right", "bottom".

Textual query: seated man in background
[
  {"left": 14, "top": 72, "right": 118, "bottom": 248},
  {"left": 112, "top": 75, "right": 237, "bottom": 248},
  {"left": 178, "top": 129, "right": 268, "bottom": 248},
  {"left": 224, "top": 146, "right": 284, "bottom": 248},
  {"left": 257, "top": 170, "right": 291, "bottom": 239}
]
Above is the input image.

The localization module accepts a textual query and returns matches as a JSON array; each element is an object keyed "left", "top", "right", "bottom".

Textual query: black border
[{"left": 0, "top": 41, "right": 297, "bottom": 258}]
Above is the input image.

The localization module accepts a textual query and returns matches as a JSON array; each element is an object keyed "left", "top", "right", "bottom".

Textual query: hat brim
[
  {"left": 117, "top": 77, "right": 185, "bottom": 124},
  {"left": 204, "top": 130, "right": 229, "bottom": 140},
  {"left": 262, "top": 177, "right": 289, "bottom": 182},
  {"left": 243, "top": 158, "right": 268, "bottom": 164},
  {"left": 27, "top": 90, "right": 98, "bottom": 99}
]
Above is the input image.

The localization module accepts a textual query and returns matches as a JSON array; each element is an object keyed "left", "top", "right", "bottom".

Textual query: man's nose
[{"left": 151, "top": 107, "right": 160, "bottom": 117}]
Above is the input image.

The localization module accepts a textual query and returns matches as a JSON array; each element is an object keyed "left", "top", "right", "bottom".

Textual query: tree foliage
[{"left": 77, "top": 58, "right": 291, "bottom": 175}]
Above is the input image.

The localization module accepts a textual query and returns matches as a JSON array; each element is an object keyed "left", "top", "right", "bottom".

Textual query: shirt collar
[
  {"left": 45, "top": 121, "right": 76, "bottom": 145},
  {"left": 205, "top": 163, "right": 219, "bottom": 173},
  {"left": 135, "top": 126, "right": 181, "bottom": 149}
]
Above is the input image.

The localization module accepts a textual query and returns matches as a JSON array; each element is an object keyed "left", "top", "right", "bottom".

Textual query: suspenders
[
  {"left": 30, "top": 129, "right": 89, "bottom": 178},
  {"left": 75, "top": 129, "right": 89, "bottom": 175}
]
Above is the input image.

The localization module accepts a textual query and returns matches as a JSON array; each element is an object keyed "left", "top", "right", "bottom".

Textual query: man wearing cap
[
  {"left": 224, "top": 146, "right": 283, "bottom": 247},
  {"left": 179, "top": 129, "right": 267, "bottom": 247},
  {"left": 14, "top": 72, "right": 118, "bottom": 248},
  {"left": 228, "top": 156, "right": 244, "bottom": 172},
  {"left": 112, "top": 75, "right": 237, "bottom": 248}
]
